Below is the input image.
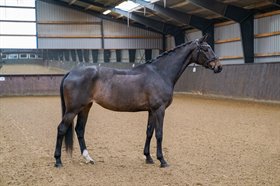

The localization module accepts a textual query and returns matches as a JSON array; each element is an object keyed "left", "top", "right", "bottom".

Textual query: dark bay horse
[{"left": 54, "top": 35, "right": 222, "bottom": 168}]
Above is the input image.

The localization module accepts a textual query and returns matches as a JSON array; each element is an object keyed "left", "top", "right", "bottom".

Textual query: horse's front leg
[
  {"left": 154, "top": 106, "right": 169, "bottom": 168},
  {"left": 75, "top": 103, "right": 95, "bottom": 164},
  {"left": 144, "top": 111, "right": 155, "bottom": 164}
]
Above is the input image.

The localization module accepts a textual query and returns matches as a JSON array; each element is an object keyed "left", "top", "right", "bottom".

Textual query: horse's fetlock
[
  {"left": 157, "top": 155, "right": 163, "bottom": 160},
  {"left": 144, "top": 152, "right": 150, "bottom": 156}
]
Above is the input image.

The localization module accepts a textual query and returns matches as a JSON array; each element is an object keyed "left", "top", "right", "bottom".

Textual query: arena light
[
  {"left": 115, "top": 1, "right": 140, "bottom": 12},
  {"left": 115, "top": 0, "right": 159, "bottom": 12},
  {"left": 102, "top": 10, "right": 111, "bottom": 15}
]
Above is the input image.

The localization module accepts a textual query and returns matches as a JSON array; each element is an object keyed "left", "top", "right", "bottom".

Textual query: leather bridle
[{"left": 195, "top": 44, "right": 218, "bottom": 68}]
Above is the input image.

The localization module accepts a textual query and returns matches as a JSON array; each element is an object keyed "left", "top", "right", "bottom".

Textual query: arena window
[
  {"left": 0, "top": 0, "right": 36, "bottom": 49},
  {"left": 1, "top": 54, "right": 7, "bottom": 59},
  {"left": 19, "top": 54, "right": 28, "bottom": 59},
  {"left": 29, "top": 54, "right": 36, "bottom": 59}
]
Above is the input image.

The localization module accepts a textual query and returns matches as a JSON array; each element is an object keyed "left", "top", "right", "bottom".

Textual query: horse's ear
[{"left": 198, "top": 34, "right": 208, "bottom": 44}]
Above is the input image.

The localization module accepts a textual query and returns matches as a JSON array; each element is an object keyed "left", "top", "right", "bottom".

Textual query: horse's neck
[{"left": 153, "top": 43, "right": 195, "bottom": 86}]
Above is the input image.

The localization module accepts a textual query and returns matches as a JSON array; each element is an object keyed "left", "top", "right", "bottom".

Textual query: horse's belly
[
  {"left": 93, "top": 89, "right": 149, "bottom": 112},
  {"left": 92, "top": 75, "right": 151, "bottom": 111},
  {"left": 95, "top": 96, "right": 149, "bottom": 112}
]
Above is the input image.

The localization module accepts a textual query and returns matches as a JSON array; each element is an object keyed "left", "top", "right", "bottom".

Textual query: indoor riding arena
[{"left": 0, "top": 1, "right": 280, "bottom": 186}]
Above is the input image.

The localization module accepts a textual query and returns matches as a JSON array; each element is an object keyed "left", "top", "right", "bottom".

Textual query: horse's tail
[
  {"left": 60, "top": 72, "right": 74, "bottom": 155},
  {"left": 60, "top": 72, "right": 69, "bottom": 118}
]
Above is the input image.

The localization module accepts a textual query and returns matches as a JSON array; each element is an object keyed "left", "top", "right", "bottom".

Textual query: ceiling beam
[
  {"left": 244, "top": 1, "right": 272, "bottom": 9},
  {"left": 76, "top": 0, "right": 183, "bottom": 37},
  {"left": 189, "top": 0, "right": 254, "bottom": 63},
  {"left": 131, "top": 0, "right": 214, "bottom": 48},
  {"left": 189, "top": 0, "right": 253, "bottom": 22},
  {"left": 77, "top": 0, "right": 107, "bottom": 9},
  {"left": 79, "top": 0, "right": 186, "bottom": 44},
  {"left": 85, "top": 5, "right": 93, "bottom": 10},
  {"left": 112, "top": 8, "right": 185, "bottom": 45},
  {"left": 132, "top": 0, "right": 212, "bottom": 31},
  {"left": 223, "top": 0, "right": 239, "bottom": 3},
  {"left": 270, "top": 0, "right": 280, "bottom": 7},
  {"left": 112, "top": 8, "right": 181, "bottom": 35},
  {"left": 69, "top": 0, "right": 77, "bottom": 5},
  {"left": 170, "top": 1, "right": 190, "bottom": 8}
]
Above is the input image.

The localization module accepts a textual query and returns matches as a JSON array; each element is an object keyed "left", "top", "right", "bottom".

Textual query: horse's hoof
[
  {"left": 86, "top": 159, "right": 95, "bottom": 164},
  {"left": 160, "top": 163, "right": 169, "bottom": 168},
  {"left": 54, "top": 163, "right": 63, "bottom": 168},
  {"left": 146, "top": 158, "right": 154, "bottom": 164}
]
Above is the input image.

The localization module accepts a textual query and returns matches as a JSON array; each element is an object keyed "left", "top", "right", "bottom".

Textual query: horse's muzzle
[
  {"left": 214, "top": 65, "right": 222, "bottom": 73},
  {"left": 209, "top": 60, "right": 222, "bottom": 73}
]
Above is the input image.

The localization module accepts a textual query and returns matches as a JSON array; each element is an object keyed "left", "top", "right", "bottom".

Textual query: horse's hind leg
[
  {"left": 54, "top": 112, "right": 76, "bottom": 167},
  {"left": 75, "top": 102, "right": 95, "bottom": 164},
  {"left": 144, "top": 111, "right": 155, "bottom": 164}
]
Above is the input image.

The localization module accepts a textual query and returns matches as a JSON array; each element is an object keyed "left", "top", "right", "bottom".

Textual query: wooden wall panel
[{"left": 175, "top": 63, "right": 280, "bottom": 101}]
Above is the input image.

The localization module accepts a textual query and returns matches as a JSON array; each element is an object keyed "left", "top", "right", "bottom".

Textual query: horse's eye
[{"left": 202, "top": 47, "right": 208, "bottom": 52}]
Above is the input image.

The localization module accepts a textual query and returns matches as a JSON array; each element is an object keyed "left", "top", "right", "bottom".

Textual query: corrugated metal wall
[
  {"left": 215, "top": 23, "right": 240, "bottom": 39},
  {"left": 103, "top": 38, "right": 162, "bottom": 49},
  {"left": 186, "top": 30, "right": 202, "bottom": 41},
  {"left": 187, "top": 23, "right": 245, "bottom": 64},
  {"left": 186, "top": 12, "right": 280, "bottom": 65},
  {"left": 166, "top": 35, "right": 176, "bottom": 50},
  {"left": 38, "top": 24, "right": 101, "bottom": 36},
  {"left": 38, "top": 38, "right": 102, "bottom": 49},
  {"left": 186, "top": 28, "right": 244, "bottom": 65},
  {"left": 36, "top": 1, "right": 162, "bottom": 50},
  {"left": 214, "top": 23, "right": 244, "bottom": 64},
  {"left": 254, "top": 13, "right": 280, "bottom": 63},
  {"left": 103, "top": 20, "right": 159, "bottom": 37},
  {"left": 37, "top": 2, "right": 100, "bottom": 22},
  {"left": 37, "top": 1, "right": 102, "bottom": 49},
  {"left": 102, "top": 20, "right": 162, "bottom": 49}
]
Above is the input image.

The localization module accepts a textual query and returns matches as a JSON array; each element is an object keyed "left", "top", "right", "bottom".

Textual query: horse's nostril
[{"left": 213, "top": 66, "right": 222, "bottom": 73}]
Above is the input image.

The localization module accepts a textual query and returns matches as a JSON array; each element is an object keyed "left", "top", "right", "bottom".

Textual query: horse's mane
[{"left": 146, "top": 40, "right": 194, "bottom": 64}]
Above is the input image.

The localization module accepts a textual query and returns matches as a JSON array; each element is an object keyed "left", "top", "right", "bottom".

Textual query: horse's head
[{"left": 191, "top": 34, "right": 222, "bottom": 73}]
